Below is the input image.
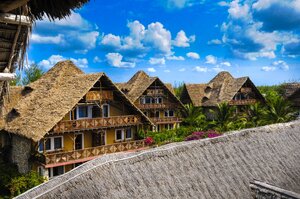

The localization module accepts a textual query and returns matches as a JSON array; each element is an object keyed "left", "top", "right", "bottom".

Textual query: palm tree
[
  {"left": 209, "top": 102, "right": 235, "bottom": 132},
  {"left": 246, "top": 103, "right": 268, "bottom": 127},
  {"left": 266, "top": 94, "right": 295, "bottom": 123},
  {"left": 182, "top": 104, "right": 207, "bottom": 129}
]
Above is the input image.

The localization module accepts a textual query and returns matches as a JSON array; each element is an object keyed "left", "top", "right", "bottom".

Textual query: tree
[
  {"left": 182, "top": 104, "right": 208, "bottom": 129},
  {"left": 209, "top": 102, "right": 235, "bottom": 132},
  {"left": 246, "top": 103, "right": 268, "bottom": 127},
  {"left": 173, "top": 81, "right": 184, "bottom": 98},
  {"left": 22, "top": 64, "right": 44, "bottom": 85}
]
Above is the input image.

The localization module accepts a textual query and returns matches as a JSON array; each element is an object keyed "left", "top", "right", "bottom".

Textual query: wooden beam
[
  {"left": 0, "top": 13, "right": 31, "bottom": 26},
  {"left": 7, "top": 24, "right": 21, "bottom": 71},
  {"left": 0, "top": 0, "right": 30, "bottom": 13},
  {"left": 0, "top": 73, "right": 16, "bottom": 81}
]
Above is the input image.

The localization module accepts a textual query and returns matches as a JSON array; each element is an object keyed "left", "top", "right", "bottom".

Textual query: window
[
  {"left": 38, "top": 140, "right": 44, "bottom": 152},
  {"left": 165, "top": 110, "right": 174, "bottom": 117},
  {"left": 102, "top": 104, "right": 109, "bottom": 118},
  {"left": 48, "top": 166, "right": 64, "bottom": 178},
  {"left": 165, "top": 124, "right": 174, "bottom": 130},
  {"left": 78, "top": 106, "right": 88, "bottom": 118},
  {"left": 155, "top": 111, "right": 160, "bottom": 118},
  {"left": 156, "top": 97, "right": 163, "bottom": 104},
  {"left": 115, "top": 129, "right": 123, "bottom": 141},
  {"left": 125, "top": 129, "right": 132, "bottom": 140},
  {"left": 145, "top": 97, "right": 152, "bottom": 104},
  {"left": 43, "top": 137, "right": 63, "bottom": 152},
  {"left": 140, "top": 97, "right": 145, "bottom": 104},
  {"left": 92, "top": 106, "right": 101, "bottom": 118},
  {"left": 37, "top": 166, "right": 44, "bottom": 176}
]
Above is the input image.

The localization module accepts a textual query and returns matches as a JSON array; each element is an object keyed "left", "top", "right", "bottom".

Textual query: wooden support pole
[
  {"left": 0, "top": 73, "right": 16, "bottom": 81},
  {"left": 0, "top": 0, "right": 30, "bottom": 13}
]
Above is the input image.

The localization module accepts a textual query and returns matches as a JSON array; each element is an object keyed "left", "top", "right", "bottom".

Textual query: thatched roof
[
  {"left": 182, "top": 71, "right": 264, "bottom": 107},
  {"left": 118, "top": 71, "right": 184, "bottom": 108},
  {"left": 1, "top": 61, "right": 152, "bottom": 142},
  {"left": 283, "top": 83, "right": 300, "bottom": 98},
  {"left": 17, "top": 120, "right": 300, "bottom": 198},
  {"left": 0, "top": 0, "right": 89, "bottom": 108}
]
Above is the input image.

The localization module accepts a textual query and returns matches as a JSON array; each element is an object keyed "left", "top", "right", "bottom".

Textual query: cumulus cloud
[
  {"left": 147, "top": 67, "right": 156, "bottom": 72},
  {"left": 31, "top": 34, "right": 65, "bottom": 44},
  {"left": 272, "top": 60, "right": 289, "bottom": 70},
  {"left": 166, "top": 55, "right": 185, "bottom": 61},
  {"left": 93, "top": 56, "right": 102, "bottom": 63},
  {"left": 205, "top": 55, "right": 217, "bottom": 64},
  {"left": 163, "top": 0, "right": 200, "bottom": 9},
  {"left": 186, "top": 52, "right": 200, "bottom": 59},
  {"left": 105, "top": 53, "right": 135, "bottom": 68},
  {"left": 193, "top": 66, "right": 208, "bottom": 72},
  {"left": 149, "top": 57, "right": 166, "bottom": 65},
  {"left": 221, "top": 0, "right": 300, "bottom": 60},
  {"left": 220, "top": 61, "right": 231, "bottom": 67},
  {"left": 207, "top": 39, "right": 222, "bottom": 45},
  {"left": 261, "top": 66, "right": 276, "bottom": 72},
  {"left": 173, "top": 30, "right": 195, "bottom": 47},
  {"left": 38, "top": 55, "right": 88, "bottom": 69}
]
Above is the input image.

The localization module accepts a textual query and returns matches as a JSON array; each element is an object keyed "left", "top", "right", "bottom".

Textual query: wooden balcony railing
[
  {"left": 136, "top": 103, "right": 178, "bottom": 110},
  {"left": 86, "top": 90, "right": 113, "bottom": 101},
  {"left": 146, "top": 89, "right": 164, "bottom": 96},
  {"left": 53, "top": 115, "right": 141, "bottom": 133},
  {"left": 45, "top": 140, "right": 145, "bottom": 166},
  {"left": 150, "top": 117, "right": 182, "bottom": 124},
  {"left": 229, "top": 99, "right": 257, "bottom": 105}
]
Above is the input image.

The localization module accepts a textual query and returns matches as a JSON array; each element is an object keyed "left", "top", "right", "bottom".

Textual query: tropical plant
[
  {"left": 265, "top": 92, "right": 296, "bottom": 123},
  {"left": 22, "top": 64, "right": 44, "bottom": 85},
  {"left": 182, "top": 104, "right": 208, "bottom": 129},
  {"left": 209, "top": 102, "right": 235, "bottom": 132},
  {"left": 245, "top": 103, "right": 268, "bottom": 127}
]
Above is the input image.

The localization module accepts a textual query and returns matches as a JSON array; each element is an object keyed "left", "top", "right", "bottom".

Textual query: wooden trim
[
  {"left": 0, "top": 0, "right": 30, "bottom": 13},
  {"left": 0, "top": 13, "right": 31, "bottom": 26}
]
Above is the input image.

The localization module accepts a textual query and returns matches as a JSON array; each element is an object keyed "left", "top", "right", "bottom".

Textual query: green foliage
[
  {"left": 9, "top": 72, "right": 21, "bottom": 86},
  {"left": 22, "top": 64, "right": 44, "bottom": 85},
  {"left": 257, "top": 84, "right": 285, "bottom": 97},
  {"left": 182, "top": 104, "right": 208, "bottom": 129},
  {"left": 8, "top": 171, "right": 44, "bottom": 197},
  {"left": 209, "top": 102, "right": 236, "bottom": 132},
  {"left": 173, "top": 81, "right": 184, "bottom": 98}
]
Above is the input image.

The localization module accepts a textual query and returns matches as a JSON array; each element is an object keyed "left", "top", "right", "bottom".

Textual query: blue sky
[{"left": 28, "top": 0, "right": 300, "bottom": 85}]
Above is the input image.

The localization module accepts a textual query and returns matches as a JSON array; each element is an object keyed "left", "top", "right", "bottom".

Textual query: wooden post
[{"left": 0, "top": 73, "right": 16, "bottom": 81}]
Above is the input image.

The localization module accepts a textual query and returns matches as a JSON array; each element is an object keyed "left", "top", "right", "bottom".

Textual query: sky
[{"left": 28, "top": 0, "right": 300, "bottom": 85}]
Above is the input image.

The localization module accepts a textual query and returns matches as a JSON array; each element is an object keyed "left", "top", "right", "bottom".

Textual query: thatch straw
[{"left": 16, "top": 120, "right": 300, "bottom": 198}]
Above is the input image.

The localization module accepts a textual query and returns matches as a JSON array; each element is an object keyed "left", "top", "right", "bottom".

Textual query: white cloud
[
  {"left": 105, "top": 53, "right": 135, "bottom": 68},
  {"left": 272, "top": 60, "right": 289, "bottom": 70},
  {"left": 207, "top": 39, "right": 222, "bottom": 45},
  {"left": 205, "top": 55, "right": 217, "bottom": 64},
  {"left": 261, "top": 66, "right": 276, "bottom": 72},
  {"left": 149, "top": 57, "right": 166, "bottom": 65},
  {"left": 166, "top": 55, "right": 185, "bottom": 61},
  {"left": 193, "top": 66, "right": 208, "bottom": 72},
  {"left": 93, "top": 56, "right": 102, "bottom": 63},
  {"left": 31, "top": 34, "right": 65, "bottom": 44},
  {"left": 173, "top": 30, "right": 195, "bottom": 47},
  {"left": 179, "top": 68, "right": 186, "bottom": 72},
  {"left": 186, "top": 52, "right": 200, "bottom": 59},
  {"left": 218, "top": 1, "right": 229, "bottom": 6},
  {"left": 212, "top": 67, "right": 225, "bottom": 72},
  {"left": 38, "top": 55, "right": 88, "bottom": 69},
  {"left": 220, "top": 61, "right": 231, "bottom": 67},
  {"left": 164, "top": 69, "right": 171, "bottom": 73},
  {"left": 77, "top": 31, "right": 99, "bottom": 51},
  {"left": 101, "top": 34, "right": 122, "bottom": 48},
  {"left": 228, "top": 0, "right": 251, "bottom": 20},
  {"left": 147, "top": 67, "right": 156, "bottom": 72}
]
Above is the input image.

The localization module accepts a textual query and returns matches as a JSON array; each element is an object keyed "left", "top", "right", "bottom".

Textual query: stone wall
[{"left": 11, "top": 135, "right": 32, "bottom": 173}]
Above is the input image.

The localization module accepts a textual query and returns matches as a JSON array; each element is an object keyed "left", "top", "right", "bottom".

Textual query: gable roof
[
  {"left": 17, "top": 120, "right": 300, "bottom": 198},
  {"left": 283, "top": 83, "right": 300, "bottom": 98},
  {"left": 1, "top": 61, "right": 152, "bottom": 142},
  {"left": 183, "top": 71, "right": 264, "bottom": 107},
  {"left": 118, "top": 71, "right": 184, "bottom": 108}
]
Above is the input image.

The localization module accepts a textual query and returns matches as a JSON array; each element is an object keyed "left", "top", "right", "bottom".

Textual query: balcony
[
  {"left": 151, "top": 117, "right": 182, "bottom": 124},
  {"left": 53, "top": 115, "right": 141, "bottom": 133},
  {"left": 44, "top": 140, "right": 145, "bottom": 167},
  {"left": 146, "top": 89, "right": 164, "bottom": 96},
  {"left": 86, "top": 90, "right": 113, "bottom": 102},
  {"left": 229, "top": 99, "right": 257, "bottom": 105},
  {"left": 136, "top": 103, "right": 178, "bottom": 110}
]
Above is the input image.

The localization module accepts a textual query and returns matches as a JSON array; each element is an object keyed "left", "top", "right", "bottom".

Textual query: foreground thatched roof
[
  {"left": 1, "top": 61, "right": 152, "bottom": 142},
  {"left": 17, "top": 120, "right": 300, "bottom": 198},
  {"left": 118, "top": 71, "right": 184, "bottom": 108},
  {"left": 182, "top": 71, "right": 264, "bottom": 107}
]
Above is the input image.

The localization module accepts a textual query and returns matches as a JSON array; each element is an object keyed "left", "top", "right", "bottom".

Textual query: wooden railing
[
  {"left": 45, "top": 140, "right": 145, "bottom": 165},
  {"left": 146, "top": 89, "right": 164, "bottom": 96},
  {"left": 151, "top": 117, "right": 182, "bottom": 124},
  {"left": 53, "top": 115, "right": 141, "bottom": 133},
  {"left": 86, "top": 90, "right": 113, "bottom": 101},
  {"left": 136, "top": 103, "right": 178, "bottom": 110},
  {"left": 229, "top": 99, "right": 257, "bottom": 105}
]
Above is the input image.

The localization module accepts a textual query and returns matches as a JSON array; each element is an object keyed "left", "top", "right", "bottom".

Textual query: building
[
  {"left": 181, "top": 71, "right": 265, "bottom": 108},
  {"left": 16, "top": 120, "right": 300, "bottom": 198},
  {"left": 0, "top": 61, "right": 152, "bottom": 178},
  {"left": 117, "top": 71, "right": 184, "bottom": 132},
  {"left": 283, "top": 83, "right": 300, "bottom": 108}
]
